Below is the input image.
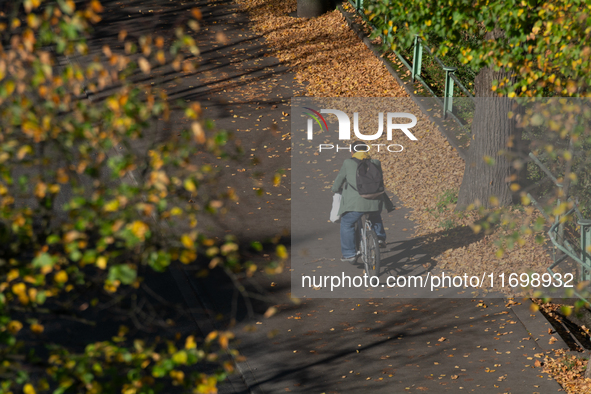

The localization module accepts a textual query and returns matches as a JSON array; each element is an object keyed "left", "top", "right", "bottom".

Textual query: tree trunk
[
  {"left": 456, "top": 30, "right": 521, "bottom": 210},
  {"left": 297, "top": 0, "right": 334, "bottom": 17}
]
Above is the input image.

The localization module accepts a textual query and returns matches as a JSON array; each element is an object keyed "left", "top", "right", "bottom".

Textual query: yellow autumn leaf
[
  {"left": 247, "top": 264, "right": 257, "bottom": 276},
  {"left": 7, "top": 320, "right": 23, "bottom": 334},
  {"left": 30, "top": 323, "right": 44, "bottom": 334},
  {"left": 188, "top": 20, "right": 200, "bottom": 32},
  {"left": 130, "top": 220, "right": 149, "bottom": 240},
  {"left": 5, "top": 80, "right": 14, "bottom": 95},
  {"left": 273, "top": 173, "right": 281, "bottom": 187},
  {"left": 23, "top": 383, "right": 36, "bottom": 394},
  {"left": 568, "top": 173, "right": 577, "bottom": 181},
  {"left": 489, "top": 196, "right": 499, "bottom": 207},
  {"left": 172, "top": 58, "right": 181, "bottom": 71},
  {"left": 184, "top": 179, "right": 197, "bottom": 192},
  {"left": 27, "top": 14, "right": 39, "bottom": 28},
  {"left": 191, "top": 8, "right": 202, "bottom": 20},
  {"left": 122, "top": 386, "right": 136, "bottom": 394},
  {"left": 7, "top": 269, "right": 19, "bottom": 282},
  {"left": 156, "top": 50, "right": 166, "bottom": 65},
  {"left": 181, "top": 234, "right": 194, "bottom": 249},
  {"left": 62, "top": 0, "right": 75, "bottom": 14},
  {"left": 179, "top": 250, "right": 196, "bottom": 264},
  {"left": 208, "top": 257, "right": 222, "bottom": 269},
  {"left": 12, "top": 282, "right": 26, "bottom": 294},
  {"left": 18, "top": 292, "right": 30, "bottom": 304},
  {"left": 24, "top": 0, "right": 33, "bottom": 13},
  {"left": 185, "top": 335, "right": 196, "bottom": 349},
  {"left": 191, "top": 122, "right": 205, "bottom": 144},
  {"left": 96, "top": 256, "right": 107, "bottom": 269},
  {"left": 219, "top": 334, "right": 229, "bottom": 350},
  {"left": 276, "top": 245, "right": 288, "bottom": 260},
  {"left": 170, "top": 370, "right": 185, "bottom": 383},
  {"left": 64, "top": 230, "right": 81, "bottom": 244},
  {"left": 196, "top": 376, "right": 218, "bottom": 394},
  {"left": 138, "top": 57, "right": 151, "bottom": 74},
  {"left": 54, "top": 270, "right": 68, "bottom": 283},
  {"left": 104, "top": 280, "right": 119, "bottom": 293},
  {"left": 106, "top": 97, "right": 119, "bottom": 112},
  {"left": 560, "top": 305, "right": 573, "bottom": 316},
  {"left": 172, "top": 350, "right": 188, "bottom": 365},
  {"left": 90, "top": 0, "right": 104, "bottom": 13},
  {"left": 56, "top": 168, "right": 69, "bottom": 183},
  {"left": 264, "top": 306, "right": 277, "bottom": 318},
  {"left": 104, "top": 199, "right": 119, "bottom": 212},
  {"left": 223, "top": 361, "right": 235, "bottom": 373},
  {"left": 34, "top": 182, "right": 47, "bottom": 199},
  {"left": 220, "top": 243, "right": 238, "bottom": 255},
  {"left": 205, "top": 330, "right": 218, "bottom": 342}
]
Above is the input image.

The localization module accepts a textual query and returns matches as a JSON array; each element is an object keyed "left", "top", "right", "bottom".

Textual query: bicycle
[{"left": 354, "top": 213, "right": 381, "bottom": 277}]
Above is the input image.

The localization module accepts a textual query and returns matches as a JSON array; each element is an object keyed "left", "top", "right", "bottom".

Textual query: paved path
[{"left": 176, "top": 1, "right": 567, "bottom": 393}]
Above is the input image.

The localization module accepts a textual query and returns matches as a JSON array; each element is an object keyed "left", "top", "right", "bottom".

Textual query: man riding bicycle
[{"left": 331, "top": 140, "right": 394, "bottom": 264}]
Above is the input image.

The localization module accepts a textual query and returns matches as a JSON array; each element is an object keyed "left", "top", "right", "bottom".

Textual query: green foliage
[
  {"left": 425, "top": 189, "right": 459, "bottom": 222},
  {"left": 438, "top": 218, "right": 456, "bottom": 230},
  {"left": 0, "top": 1, "right": 288, "bottom": 393},
  {"left": 436, "top": 189, "right": 458, "bottom": 213},
  {"left": 365, "top": 0, "right": 591, "bottom": 97}
]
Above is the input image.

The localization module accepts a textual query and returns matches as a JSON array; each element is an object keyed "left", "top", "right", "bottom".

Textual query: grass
[
  {"left": 436, "top": 189, "right": 458, "bottom": 213},
  {"left": 439, "top": 218, "right": 456, "bottom": 230},
  {"left": 424, "top": 189, "right": 459, "bottom": 230}
]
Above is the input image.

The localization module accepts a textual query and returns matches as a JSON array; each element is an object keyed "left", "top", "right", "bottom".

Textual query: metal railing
[
  {"left": 547, "top": 206, "right": 591, "bottom": 302},
  {"left": 528, "top": 152, "right": 591, "bottom": 302}
]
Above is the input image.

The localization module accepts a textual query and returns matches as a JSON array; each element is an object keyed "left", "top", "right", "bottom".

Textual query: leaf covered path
[{"left": 179, "top": 0, "right": 568, "bottom": 392}]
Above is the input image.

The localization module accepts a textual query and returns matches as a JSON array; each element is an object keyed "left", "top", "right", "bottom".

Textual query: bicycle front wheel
[{"left": 364, "top": 228, "right": 380, "bottom": 277}]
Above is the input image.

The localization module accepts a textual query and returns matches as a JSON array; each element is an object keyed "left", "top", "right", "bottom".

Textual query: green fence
[{"left": 528, "top": 152, "right": 591, "bottom": 302}]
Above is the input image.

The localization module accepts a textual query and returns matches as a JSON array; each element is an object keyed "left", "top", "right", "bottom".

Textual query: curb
[{"left": 510, "top": 298, "right": 570, "bottom": 352}]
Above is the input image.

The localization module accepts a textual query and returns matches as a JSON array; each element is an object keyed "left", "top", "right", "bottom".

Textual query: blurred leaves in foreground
[{"left": 0, "top": 1, "right": 286, "bottom": 392}]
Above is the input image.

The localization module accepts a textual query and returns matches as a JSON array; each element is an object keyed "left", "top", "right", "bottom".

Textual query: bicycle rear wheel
[{"left": 363, "top": 224, "right": 380, "bottom": 278}]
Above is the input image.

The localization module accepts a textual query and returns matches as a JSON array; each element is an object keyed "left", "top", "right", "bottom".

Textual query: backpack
[{"left": 348, "top": 158, "right": 385, "bottom": 199}]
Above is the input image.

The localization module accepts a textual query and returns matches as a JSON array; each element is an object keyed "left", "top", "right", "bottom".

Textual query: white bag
[{"left": 330, "top": 193, "right": 342, "bottom": 223}]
